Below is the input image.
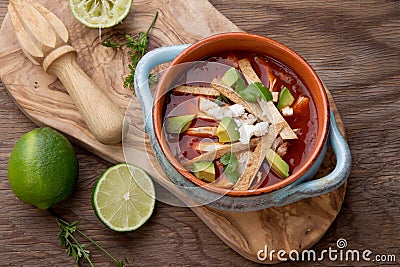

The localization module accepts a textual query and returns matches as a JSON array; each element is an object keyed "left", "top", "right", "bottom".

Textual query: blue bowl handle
[
  {"left": 134, "top": 45, "right": 190, "bottom": 132},
  {"left": 272, "top": 112, "right": 351, "bottom": 205}
]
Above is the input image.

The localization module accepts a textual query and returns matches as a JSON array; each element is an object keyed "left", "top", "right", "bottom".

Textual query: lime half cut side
[
  {"left": 69, "top": 0, "right": 133, "bottom": 28},
  {"left": 92, "top": 164, "right": 155, "bottom": 232}
]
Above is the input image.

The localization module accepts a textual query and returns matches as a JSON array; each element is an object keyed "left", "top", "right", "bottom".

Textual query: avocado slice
[
  {"left": 277, "top": 87, "right": 295, "bottom": 110},
  {"left": 221, "top": 67, "right": 240, "bottom": 88},
  {"left": 192, "top": 162, "right": 215, "bottom": 182},
  {"left": 166, "top": 114, "right": 196, "bottom": 133},
  {"left": 266, "top": 149, "right": 290, "bottom": 178},
  {"left": 216, "top": 117, "right": 240, "bottom": 143},
  {"left": 221, "top": 67, "right": 246, "bottom": 93},
  {"left": 234, "top": 76, "right": 246, "bottom": 92}
]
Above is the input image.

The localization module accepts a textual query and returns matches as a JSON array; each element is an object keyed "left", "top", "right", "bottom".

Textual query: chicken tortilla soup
[{"left": 161, "top": 51, "right": 318, "bottom": 192}]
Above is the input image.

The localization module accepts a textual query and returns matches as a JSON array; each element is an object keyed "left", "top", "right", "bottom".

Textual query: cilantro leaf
[
  {"left": 220, "top": 153, "right": 241, "bottom": 183},
  {"left": 225, "top": 171, "right": 240, "bottom": 184},
  {"left": 239, "top": 82, "right": 272, "bottom": 102},
  {"left": 220, "top": 153, "right": 234, "bottom": 165}
]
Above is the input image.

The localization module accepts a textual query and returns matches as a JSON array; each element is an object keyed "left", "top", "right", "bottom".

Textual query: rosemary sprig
[
  {"left": 102, "top": 11, "right": 158, "bottom": 90},
  {"left": 56, "top": 217, "right": 134, "bottom": 267}
]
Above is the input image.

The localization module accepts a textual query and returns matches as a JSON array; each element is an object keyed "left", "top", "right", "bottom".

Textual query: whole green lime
[{"left": 8, "top": 127, "right": 79, "bottom": 209}]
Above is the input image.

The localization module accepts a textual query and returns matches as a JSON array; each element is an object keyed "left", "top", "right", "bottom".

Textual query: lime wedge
[
  {"left": 92, "top": 164, "right": 155, "bottom": 232},
  {"left": 69, "top": 0, "right": 132, "bottom": 28}
]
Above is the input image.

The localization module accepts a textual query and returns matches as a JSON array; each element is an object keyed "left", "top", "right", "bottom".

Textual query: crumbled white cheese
[
  {"left": 238, "top": 121, "right": 269, "bottom": 144},
  {"left": 229, "top": 104, "right": 246, "bottom": 117},
  {"left": 238, "top": 125, "right": 255, "bottom": 145},
  {"left": 234, "top": 113, "right": 257, "bottom": 128},
  {"left": 253, "top": 122, "right": 270, "bottom": 136},
  {"left": 199, "top": 98, "right": 219, "bottom": 113},
  {"left": 199, "top": 98, "right": 252, "bottom": 126},
  {"left": 205, "top": 108, "right": 224, "bottom": 120},
  {"left": 281, "top": 106, "right": 293, "bottom": 116},
  {"left": 242, "top": 113, "right": 257, "bottom": 125}
]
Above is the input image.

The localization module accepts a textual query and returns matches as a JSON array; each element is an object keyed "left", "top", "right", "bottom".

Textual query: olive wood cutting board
[{"left": 0, "top": 0, "right": 347, "bottom": 264}]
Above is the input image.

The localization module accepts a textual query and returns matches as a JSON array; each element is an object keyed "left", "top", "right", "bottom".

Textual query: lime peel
[
  {"left": 69, "top": 0, "right": 133, "bottom": 28},
  {"left": 7, "top": 127, "right": 78, "bottom": 210}
]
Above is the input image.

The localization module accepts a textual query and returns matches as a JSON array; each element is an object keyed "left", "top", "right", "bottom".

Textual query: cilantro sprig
[
  {"left": 220, "top": 153, "right": 241, "bottom": 183},
  {"left": 238, "top": 82, "right": 272, "bottom": 102},
  {"left": 102, "top": 11, "right": 158, "bottom": 90}
]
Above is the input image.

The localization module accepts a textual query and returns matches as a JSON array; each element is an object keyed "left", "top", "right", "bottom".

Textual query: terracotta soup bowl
[{"left": 134, "top": 33, "right": 351, "bottom": 212}]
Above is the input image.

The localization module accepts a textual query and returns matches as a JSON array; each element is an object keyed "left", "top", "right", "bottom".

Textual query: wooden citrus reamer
[{"left": 8, "top": 0, "right": 124, "bottom": 144}]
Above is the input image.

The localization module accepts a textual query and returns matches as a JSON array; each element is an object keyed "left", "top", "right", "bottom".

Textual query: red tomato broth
[
  {"left": 162, "top": 94, "right": 219, "bottom": 164},
  {"left": 162, "top": 51, "right": 318, "bottom": 189}
]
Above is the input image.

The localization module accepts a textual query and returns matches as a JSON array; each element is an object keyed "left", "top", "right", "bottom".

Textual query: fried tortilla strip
[
  {"left": 270, "top": 78, "right": 277, "bottom": 91},
  {"left": 210, "top": 79, "right": 269, "bottom": 122},
  {"left": 249, "top": 171, "right": 263, "bottom": 190},
  {"left": 238, "top": 59, "right": 297, "bottom": 139},
  {"left": 196, "top": 114, "right": 218, "bottom": 121},
  {"left": 238, "top": 58, "right": 262, "bottom": 84},
  {"left": 173, "top": 85, "right": 220, "bottom": 97},
  {"left": 186, "top": 127, "right": 217, "bottom": 138},
  {"left": 184, "top": 137, "right": 260, "bottom": 170},
  {"left": 193, "top": 141, "right": 225, "bottom": 152},
  {"left": 258, "top": 100, "right": 298, "bottom": 140},
  {"left": 233, "top": 122, "right": 285, "bottom": 190},
  {"left": 237, "top": 59, "right": 280, "bottom": 123},
  {"left": 270, "top": 78, "right": 280, "bottom": 103}
]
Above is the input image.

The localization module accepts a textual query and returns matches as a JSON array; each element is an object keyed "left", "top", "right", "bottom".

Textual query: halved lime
[
  {"left": 69, "top": 0, "right": 133, "bottom": 28},
  {"left": 92, "top": 164, "right": 155, "bottom": 232}
]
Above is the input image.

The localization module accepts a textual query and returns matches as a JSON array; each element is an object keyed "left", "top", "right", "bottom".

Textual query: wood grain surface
[
  {"left": 0, "top": 0, "right": 349, "bottom": 264},
  {"left": 0, "top": 0, "right": 399, "bottom": 266}
]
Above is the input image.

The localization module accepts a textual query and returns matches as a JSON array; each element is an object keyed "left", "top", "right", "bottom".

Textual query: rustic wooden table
[{"left": 1, "top": 0, "right": 399, "bottom": 266}]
